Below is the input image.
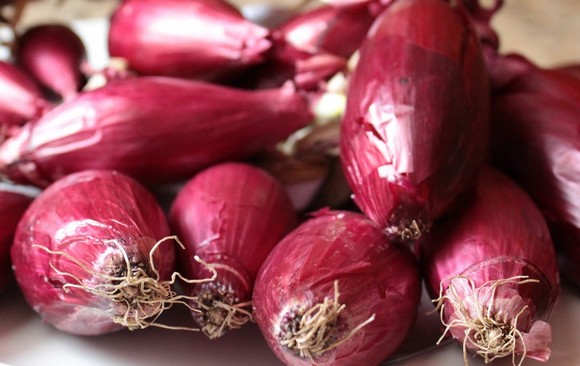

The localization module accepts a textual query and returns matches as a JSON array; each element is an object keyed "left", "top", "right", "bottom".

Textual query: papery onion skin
[
  {"left": 16, "top": 23, "right": 87, "bottom": 101},
  {"left": 169, "top": 162, "right": 297, "bottom": 338},
  {"left": 489, "top": 62, "right": 580, "bottom": 289},
  {"left": 0, "top": 76, "right": 312, "bottom": 187},
  {"left": 10, "top": 169, "right": 174, "bottom": 335},
  {"left": 419, "top": 167, "right": 560, "bottom": 363},
  {"left": 253, "top": 209, "right": 421, "bottom": 366},
  {"left": 108, "top": 0, "right": 271, "bottom": 81},
  {"left": 0, "top": 182, "right": 37, "bottom": 292},
  {"left": 339, "top": 0, "right": 489, "bottom": 242},
  {"left": 0, "top": 60, "right": 50, "bottom": 127}
]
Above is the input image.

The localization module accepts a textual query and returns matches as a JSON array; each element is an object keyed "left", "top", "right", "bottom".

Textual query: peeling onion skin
[
  {"left": 419, "top": 167, "right": 560, "bottom": 364},
  {"left": 339, "top": 0, "right": 490, "bottom": 242},
  {"left": 108, "top": 0, "right": 271, "bottom": 81},
  {"left": 169, "top": 162, "right": 297, "bottom": 338},
  {"left": 0, "top": 60, "right": 51, "bottom": 127},
  {"left": 253, "top": 209, "right": 421, "bottom": 366},
  {"left": 16, "top": 24, "right": 87, "bottom": 101},
  {"left": 0, "top": 182, "right": 37, "bottom": 292},
  {"left": 10, "top": 170, "right": 174, "bottom": 336},
  {"left": 0, "top": 76, "right": 312, "bottom": 187}
]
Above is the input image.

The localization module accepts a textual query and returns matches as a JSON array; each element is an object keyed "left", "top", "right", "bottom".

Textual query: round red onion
[
  {"left": 0, "top": 181, "right": 38, "bottom": 292},
  {"left": 10, "top": 169, "right": 185, "bottom": 335},
  {"left": 169, "top": 162, "right": 297, "bottom": 338},
  {"left": 419, "top": 167, "right": 560, "bottom": 364},
  {"left": 0, "top": 76, "right": 312, "bottom": 187},
  {"left": 340, "top": 0, "right": 490, "bottom": 242},
  {"left": 16, "top": 23, "right": 86, "bottom": 100},
  {"left": 253, "top": 209, "right": 421, "bottom": 366},
  {"left": 108, "top": 0, "right": 271, "bottom": 81}
]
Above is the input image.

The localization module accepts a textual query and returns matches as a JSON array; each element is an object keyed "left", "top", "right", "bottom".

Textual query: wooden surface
[{"left": 14, "top": 0, "right": 580, "bottom": 68}]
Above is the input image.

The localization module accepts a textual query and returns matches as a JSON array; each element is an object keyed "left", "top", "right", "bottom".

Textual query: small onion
[
  {"left": 10, "top": 169, "right": 202, "bottom": 335},
  {"left": 0, "top": 76, "right": 312, "bottom": 187},
  {"left": 419, "top": 167, "right": 560, "bottom": 365},
  {"left": 15, "top": 23, "right": 87, "bottom": 100},
  {"left": 253, "top": 209, "right": 421, "bottom": 366},
  {"left": 169, "top": 162, "right": 297, "bottom": 338},
  {"left": 108, "top": 0, "right": 271, "bottom": 81},
  {"left": 340, "top": 0, "right": 490, "bottom": 242}
]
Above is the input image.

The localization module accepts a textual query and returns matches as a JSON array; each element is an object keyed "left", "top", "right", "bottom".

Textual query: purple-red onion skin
[
  {"left": 419, "top": 167, "right": 560, "bottom": 361},
  {"left": 0, "top": 76, "right": 312, "bottom": 187},
  {"left": 253, "top": 209, "right": 421, "bottom": 366},
  {"left": 10, "top": 169, "right": 173, "bottom": 335},
  {"left": 0, "top": 183, "right": 36, "bottom": 292},
  {"left": 339, "top": 0, "right": 490, "bottom": 241},
  {"left": 108, "top": 0, "right": 271, "bottom": 81},
  {"left": 490, "top": 64, "right": 580, "bottom": 288},
  {"left": 16, "top": 24, "right": 86, "bottom": 100},
  {"left": 0, "top": 60, "right": 50, "bottom": 127}
]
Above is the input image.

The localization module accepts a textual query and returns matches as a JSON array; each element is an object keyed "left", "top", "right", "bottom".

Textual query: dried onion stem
[{"left": 33, "top": 235, "right": 216, "bottom": 331}]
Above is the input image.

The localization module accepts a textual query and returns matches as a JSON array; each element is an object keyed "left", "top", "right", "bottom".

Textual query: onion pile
[{"left": 0, "top": 0, "right": 576, "bottom": 365}]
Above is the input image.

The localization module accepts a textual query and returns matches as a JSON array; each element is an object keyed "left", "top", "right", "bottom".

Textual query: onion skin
[
  {"left": 169, "top": 162, "right": 297, "bottom": 338},
  {"left": 16, "top": 24, "right": 86, "bottom": 100},
  {"left": 0, "top": 76, "right": 312, "bottom": 187},
  {"left": 0, "top": 60, "right": 50, "bottom": 127},
  {"left": 0, "top": 182, "right": 37, "bottom": 292},
  {"left": 253, "top": 209, "right": 421, "bottom": 366},
  {"left": 339, "top": 0, "right": 490, "bottom": 242},
  {"left": 108, "top": 0, "right": 271, "bottom": 81},
  {"left": 10, "top": 169, "right": 174, "bottom": 335},
  {"left": 419, "top": 167, "right": 560, "bottom": 364},
  {"left": 490, "top": 62, "right": 580, "bottom": 289}
]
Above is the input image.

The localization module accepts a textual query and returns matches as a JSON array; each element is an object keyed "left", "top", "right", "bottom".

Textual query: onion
[
  {"left": 253, "top": 209, "right": 421, "bottom": 366},
  {"left": 419, "top": 167, "right": 560, "bottom": 365},
  {"left": 169, "top": 162, "right": 297, "bottom": 338},
  {"left": 340, "top": 0, "right": 490, "bottom": 242},
  {"left": 10, "top": 169, "right": 208, "bottom": 335},
  {"left": 15, "top": 23, "right": 87, "bottom": 101},
  {"left": 0, "top": 76, "right": 312, "bottom": 187},
  {"left": 0, "top": 181, "right": 38, "bottom": 292},
  {"left": 0, "top": 60, "right": 50, "bottom": 128},
  {"left": 490, "top": 61, "right": 580, "bottom": 289},
  {"left": 108, "top": 0, "right": 271, "bottom": 81}
]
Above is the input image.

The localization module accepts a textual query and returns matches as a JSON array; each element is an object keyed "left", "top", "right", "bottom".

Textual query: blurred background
[{"left": 3, "top": 0, "right": 580, "bottom": 68}]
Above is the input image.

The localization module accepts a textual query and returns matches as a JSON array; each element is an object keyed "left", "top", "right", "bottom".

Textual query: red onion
[
  {"left": 490, "top": 63, "right": 580, "bottom": 289},
  {"left": 15, "top": 23, "right": 87, "bottom": 100},
  {"left": 419, "top": 167, "right": 560, "bottom": 365},
  {"left": 9, "top": 169, "right": 202, "bottom": 335},
  {"left": 556, "top": 64, "right": 580, "bottom": 80},
  {"left": 0, "top": 76, "right": 312, "bottom": 187},
  {"left": 340, "top": 0, "right": 490, "bottom": 242},
  {"left": 108, "top": 0, "right": 271, "bottom": 81},
  {"left": 0, "top": 181, "right": 38, "bottom": 292},
  {"left": 169, "top": 162, "right": 297, "bottom": 338},
  {"left": 253, "top": 209, "right": 421, "bottom": 366},
  {"left": 0, "top": 60, "right": 50, "bottom": 128}
]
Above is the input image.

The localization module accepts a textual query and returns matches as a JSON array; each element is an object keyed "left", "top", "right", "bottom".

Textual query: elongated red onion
[
  {"left": 555, "top": 64, "right": 580, "bottom": 80},
  {"left": 419, "top": 167, "right": 560, "bottom": 365},
  {"left": 340, "top": 0, "right": 490, "bottom": 242},
  {"left": 108, "top": 0, "right": 271, "bottom": 81},
  {"left": 169, "top": 162, "right": 297, "bottom": 338},
  {"left": 16, "top": 23, "right": 86, "bottom": 100},
  {"left": 253, "top": 209, "right": 421, "bottom": 366},
  {"left": 0, "top": 181, "right": 38, "bottom": 292},
  {"left": 490, "top": 63, "right": 580, "bottom": 289},
  {"left": 0, "top": 76, "right": 312, "bottom": 187},
  {"left": 0, "top": 60, "right": 50, "bottom": 127},
  {"left": 9, "top": 169, "right": 204, "bottom": 335}
]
